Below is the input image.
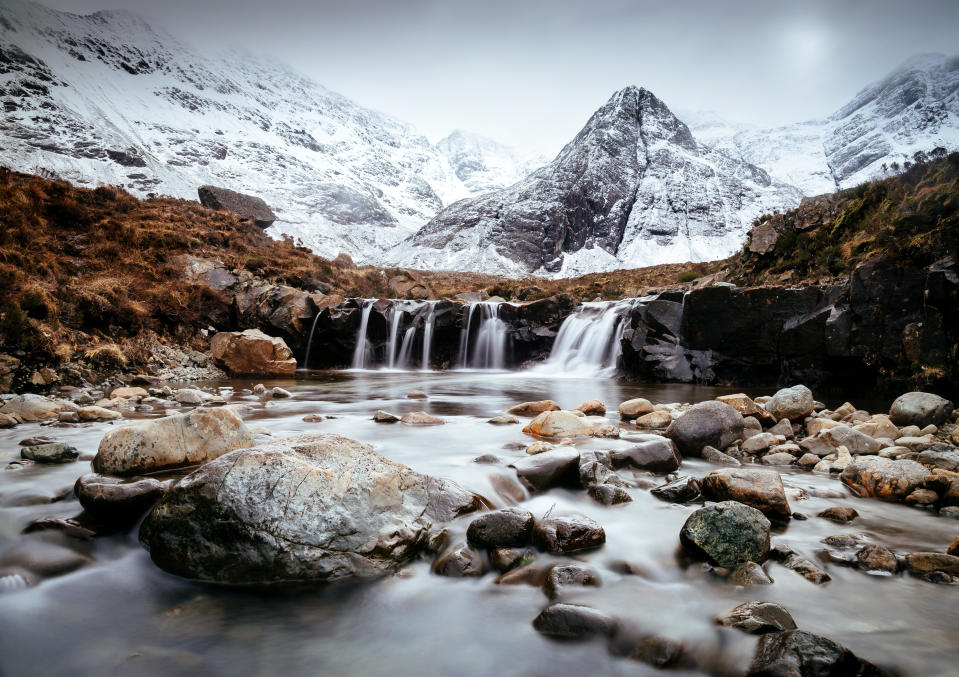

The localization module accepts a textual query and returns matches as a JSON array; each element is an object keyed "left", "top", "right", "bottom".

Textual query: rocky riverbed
[{"left": 0, "top": 371, "right": 957, "bottom": 676}]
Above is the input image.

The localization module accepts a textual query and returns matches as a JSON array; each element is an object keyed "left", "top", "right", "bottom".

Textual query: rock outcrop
[
  {"left": 210, "top": 329, "right": 297, "bottom": 376},
  {"left": 198, "top": 185, "right": 277, "bottom": 228}
]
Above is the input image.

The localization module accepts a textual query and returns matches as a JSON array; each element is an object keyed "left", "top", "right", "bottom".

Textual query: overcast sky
[{"left": 41, "top": 0, "right": 959, "bottom": 156}]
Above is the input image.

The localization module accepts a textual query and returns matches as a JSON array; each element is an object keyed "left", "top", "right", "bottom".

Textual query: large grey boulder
[
  {"left": 747, "top": 630, "right": 892, "bottom": 676},
  {"left": 198, "top": 185, "right": 277, "bottom": 228},
  {"left": 765, "top": 385, "right": 814, "bottom": 421},
  {"left": 94, "top": 408, "right": 254, "bottom": 475},
  {"left": 139, "top": 434, "right": 483, "bottom": 584},
  {"left": 889, "top": 392, "right": 954, "bottom": 428},
  {"left": 667, "top": 401, "right": 744, "bottom": 457}
]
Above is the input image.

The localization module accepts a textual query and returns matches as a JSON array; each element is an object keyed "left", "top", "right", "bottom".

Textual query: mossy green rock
[{"left": 679, "top": 501, "right": 771, "bottom": 567}]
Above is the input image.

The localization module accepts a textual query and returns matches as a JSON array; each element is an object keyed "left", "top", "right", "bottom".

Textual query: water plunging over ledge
[
  {"left": 458, "top": 302, "right": 510, "bottom": 370},
  {"left": 535, "top": 299, "right": 639, "bottom": 377}
]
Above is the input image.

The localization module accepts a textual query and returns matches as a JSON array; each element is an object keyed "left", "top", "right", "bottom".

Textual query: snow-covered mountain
[
  {"left": 435, "top": 130, "right": 547, "bottom": 195},
  {"left": 686, "top": 54, "right": 959, "bottom": 195},
  {"left": 0, "top": 0, "right": 529, "bottom": 262},
  {"left": 388, "top": 87, "right": 803, "bottom": 276}
]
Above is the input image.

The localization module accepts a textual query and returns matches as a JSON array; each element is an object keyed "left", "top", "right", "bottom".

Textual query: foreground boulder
[
  {"left": 747, "top": 630, "right": 892, "bottom": 676},
  {"left": 210, "top": 329, "right": 297, "bottom": 377},
  {"left": 889, "top": 392, "right": 954, "bottom": 428},
  {"left": 680, "top": 501, "right": 770, "bottom": 567},
  {"left": 700, "top": 469, "right": 791, "bottom": 519},
  {"left": 765, "top": 385, "right": 814, "bottom": 421},
  {"left": 140, "top": 434, "right": 483, "bottom": 583},
  {"left": 94, "top": 408, "right": 254, "bottom": 475},
  {"left": 840, "top": 457, "right": 933, "bottom": 502},
  {"left": 667, "top": 401, "right": 744, "bottom": 457},
  {"left": 198, "top": 185, "right": 277, "bottom": 227}
]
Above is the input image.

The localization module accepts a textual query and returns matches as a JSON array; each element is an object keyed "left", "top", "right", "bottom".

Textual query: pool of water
[{"left": 0, "top": 371, "right": 956, "bottom": 676}]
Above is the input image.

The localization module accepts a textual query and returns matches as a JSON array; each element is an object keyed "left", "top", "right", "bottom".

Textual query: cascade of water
[
  {"left": 302, "top": 309, "right": 322, "bottom": 370},
  {"left": 470, "top": 303, "right": 507, "bottom": 369},
  {"left": 537, "top": 300, "right": 636, "bottom": 376},
  {"left": 350, "top": 301, "right": 374, "bottom": 369},
  {"left": 385, "top": 304, "right": 405, "bottom": 369},
  {"left": 457, "top": 303, "right": 476, "bottom": 368},
  {"left": 397, "top": 327, "right": 417, "bottom": 369},
  {"left": 421, "top": 303, "right": 436, "bottom": 370}
]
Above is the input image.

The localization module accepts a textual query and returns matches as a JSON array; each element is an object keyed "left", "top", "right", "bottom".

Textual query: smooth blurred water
[{"left": 0, "top": 371, "right": 956, "bottom": 676}]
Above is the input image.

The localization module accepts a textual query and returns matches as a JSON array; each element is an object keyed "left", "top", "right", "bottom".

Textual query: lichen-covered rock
[
  {"left": 20, "top": 442, "right": 78, "bottom": 464},
  {"left": 210, "top": 329, "right": 297, "bottom": 376},
  {"left": 680, "top": 501, "right": 771, "bottom": 567},
  {"left": 95, "top": 408, "right": 254, "bottom": 475},
  {"left": 840, "top": 456, "right": 933, "bottom": 502},
  {"left": 140, "top": 434, "right": 483, "bottom": 583},
  {"left": 666, "top": 401, "right": 744, "bottom": 457}
]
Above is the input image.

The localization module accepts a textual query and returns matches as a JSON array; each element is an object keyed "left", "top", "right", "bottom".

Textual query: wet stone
[
  {"left": 372, "top": 410, "right": 400, "bottom": 423},
  {"left": 20, "top": 442, "right": 79, "bottom": 464},
  {"left": 679, "top": 501, "right": 771, "bottom": 567},
  {"left": 650, "top": 475, "right": 701, "bottom": 503},
  {"left": 628, "top": 636, "right": 685, "bottom": 668},
  {"left": 532, "top": 604, "right": 615, "bottom": 640},
  {"left": 818, "top": 507, "right": 859, "bottom": 523},
  {"left": 700, "top": 468, "right": 791, "bottom": 519},
  {"left": 542, "top": 564, "right": 600, "bottom": 599},
  {"left": 487, "top": 415, "right": 519, "bottom": 425},
  {"left": 588, "top": 483, "right": 632, "bottom": 505},
  {"left": 747, "top": 630, "right": 893, "bottom": 677},
  {"left": 702, "top": 445, "right": 741, "bottom": 466},
  {"left": 510, "top": 448, "right": 580, "bottom": 492},
  {"left": 715, "top": 601, "right": 797, "bottom": 635},
  {"left": 489, "top": 547, "right": 535, "bottom": 573},
  {"left": 534, "top": 514, "right": 606, "bottom": 554},
  {"left": 728, "top": 561, "right": 773, "bottom": 587},
  {"left": 856, "top": 545, "right": 899, "bottom": 575},
  {"left": 432, "top": 543, "right": 486, "bottom": 578},
  {"left": 466, "top": 508, "right": 534, "bottom": 548}
]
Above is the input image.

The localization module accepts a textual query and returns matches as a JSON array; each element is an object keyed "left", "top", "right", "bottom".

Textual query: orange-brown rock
[{"left": 210, "top": 329, "right": 297, "bottom": 376}]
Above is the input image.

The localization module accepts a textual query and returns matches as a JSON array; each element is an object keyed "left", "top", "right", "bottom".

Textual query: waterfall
[
  {"left": 459, "top": 302, "right": 509, "bottom": 370},
  {"left": 385, "top": 304, "right": 404, "bottom": 369},
  {"left": 536, "top": 300, "right": 636, "bottom": 376},
  {"left": 302, "top": 309, "right": 322, "bottom": 370},
  {"left": 397, "top": 327, "right": 417, "bottom": 369},
  {"left": 350, "top": 300, "right": 374, "bottom": 369},
  {"left": 421, "top": 303, "right": 435, "bottom": 370}
]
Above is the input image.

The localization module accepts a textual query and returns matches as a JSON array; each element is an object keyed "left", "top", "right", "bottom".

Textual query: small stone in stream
[
  {"left": 111, "top": 386, "right": 148, "bottom": 400},
  {"left": 525, "top": 441, "right": 554, "bottom": 455},
  {"left": 0, "top": 542, "right": 92, "bottom": 579},
  {"left": 532, "top": 604, "right": 615, "bottom": 640},
  {"left": 407, "top": 390, "right": 427, "bottom": 399},
  {"left": 20, "top": 443, "right": 79, "bottom": 464},
  {"left": 74, "top": 474, "right": 169, "bottom": 523},
  {"left": 941, "top": 507, "right": 959, "bottom": 519},
  {"left": 628, "top": 636, "right": 685, "bottom": 668},
  {"left": 765, "top": 385, "right": 814, "bottom": 421},
  {"left": 618, "top": 398, "right": 654, "bottom": 420},
  {"left": 302, "top": 414, "right": 324, "bottom": 422},
  {"left": 742, "top": 433, "right": 782, "bottom": 454},
  {"left": 762, "top": 452, "right": 797, "bottom": 466},
  {"left": 432, "top": 543, "right": 487, "bottom": 577},
  {"left": 822, "top": 534, "right": 868, "bottom": 549},
  {"left": 747, "top": 630, "right": 894, "bottom": 677},
  {"left": 715, "top": 601, "right": 797, "bottom": 634},
  {"left": 679, "top": 501, "right": 771, "bottom": 567},
  {"left": 818, "top": 507, "right": 859, "bottom": 523},
  {"left": 22, "top": 516, "right": 98, "bottom": 540},
  {"left": 949, "top": 538, "right": 959, "bottom": 557},
  {"left": 667, "top": 401, "right": 744, "bottom": 457},
  {"left": 77, "top": 406, "right": 122, "bottom": 421},
  {"left": 372, "top": 410, "right": 400, "bottom": 423},
  {"left": 489, "top": 547, "right": 535, "bottom": 573},
  {"left": 767, "top": 418, "right": 795, "bottom": 439},
  {"left": 702, "top": 445, "right": 741, "bottom": 466},
  {"left": 792, "top": 512, "right": 807, "bottom": 520},
  {"left": 473, "top": 454, "right": 500, "bottom": 464},
  {"left": 588, "top": 483, "right": 632, "bottom": 505},
  {"left": 466, "top": 508, "right": 534, "bottom": 548},
  {"left": 510, "top": 448, "right": 581, "bottom": 492},
  {"left": 19, "top": 436, "right": 55, "bottom": 446},
  {"left": 823, "top": 425, "right": 883, "bottom": 455},
  {"left": 271, "top": 387, "right": 291, "bottom": 399},
  {"left": 609, "top": 437, "right": 681, "bottom": 473},
  {"left": 489, "top": 473, "right": 527, "bottom": 504},
  {"left": 889, "top": 392, "right": 954, "bottom": 428},
  {"left": 904, "top": 488, "right": 938, "bottom": 505},
  {"left": 0, "top": 413, "right": 17, "bottom": 428},
  {"left": 651, "top": 476, "right": 701, "bottom": 503},
  {"left": 506, "top": 400, "right": 560, "bottom": 417},
  {"left": 575, "top": 399, "right": 605, "bottom": 416},
  {"left": 782, "top": 555, "right": 831, "bottom": 584},
  {"left": 542, "top": 564, "right": 600, "bottom": 599},
  {"left": 523, "top": 410, "right": 593, "bottom": 438},
  {"left": 593, "top": 424, "right": 620, "bottom": 438},
  {"left": 174, "top": 389, "right": 206, "bottom": 405},
  {"left": 400, "top": 411, "right": 444, "bottom": 425},
  {"left": 635, "top": 410, "right": 672, "bottom": 428},
  {"left": 904, "top": 552, "right": 959, "bottom": 577},
  {"left": 841, "top": 457, "right": 932, "bottom": 502},
  {"left": 797, "top": 453, "right": 820, "bottom": 469},
  {"left": 534, "top": 514, "right": 606, "bottom": 553},
  {"left": 728, "top": 561, "right": 773, "bottom": 586},
  {"left": 426, "top": 528, "right": 449, "bottom": 553},
  {"left": 488, "top": 415, "right": 519, "bottom": 425},
  {"left": 578, "top": 450, "right": 623, "bottom": 487},
  {"left": 495, "top": 564, "right": 551, "bottom": 586},
  {"left": 700, "top": 468, "right": 791, "bottom": 519},
  {"left": 252, "top": 384, "right": 267, "bottom": 395},
  {"left": 855, "top": 545, "right": 899, "bottom": 575}
]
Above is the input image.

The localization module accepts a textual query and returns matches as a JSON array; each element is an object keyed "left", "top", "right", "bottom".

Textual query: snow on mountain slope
[
  {"left": 388, "top": 87, "right": 803, "bottom": 277},
  {"left": 435, "top": 129, "right": 547, "bottom": 195},
  {"left": 686, "top": 54, "right": 959, "bottom": 196},
  {"left": 0, "top": 0, "right": 529, "bottom": 262}
]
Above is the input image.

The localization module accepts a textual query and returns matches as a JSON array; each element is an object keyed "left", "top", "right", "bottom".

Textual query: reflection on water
[{"left": 0, "top": 371, "right": 956, "bottom": 676}]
